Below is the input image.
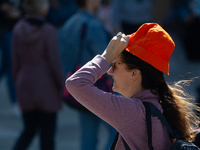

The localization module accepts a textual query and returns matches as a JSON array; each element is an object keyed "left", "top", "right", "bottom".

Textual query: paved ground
[
  {"left": 0, "top": 32, "right": 200, "bottom": 150},
  {"left": 0, "top": 78, "right": 111, "bottom": 150}
]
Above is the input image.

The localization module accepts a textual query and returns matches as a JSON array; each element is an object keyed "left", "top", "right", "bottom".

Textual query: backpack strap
[
  {"left": 110, "top": 102, "right": 154, "bottom": 150},
  {"left": 146, "top": 102, "right": 179, "bottom": 140},
  {"left": 110, "top": 132, "right": 131, "bottom": 150},
  {"left": 110, "top": 102, "right": 179, "bottom": 150},
  {"left": 143, "top": 102, "right": 154, "bottom": 150},
  {"left": 122, "top": 137, "right": 131, "bottom": 150},
  {"left": 110, "top": 132, "right": 119, "bottom": 150}
]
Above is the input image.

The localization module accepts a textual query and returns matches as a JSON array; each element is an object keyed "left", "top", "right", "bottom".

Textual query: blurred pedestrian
[
  {"left": 59, "top": 0, "right": 116, "bottom": 149},
  {"left": 162, "top": 0, "right": 190, "bottom": 32},
  {"left": 180, "top": 0, "right": 200, "bottom": 61},
  {"left": 0, "top": 0, "right": 21, "bottom": 115},
  {"left": 181, "top": 0, "right": 200, "bottom": 109},
  {"left": 111, "top": 0, "right": 154, "bottom": 34},
  {"left": 97, "top": 0, "right": 114, "bottom": 36},
  {"left": 12, "top": 0, "right": 63, "bottom": 149},
  {"left": 46, "top": 0, "right": 77, "bottom": 28}
]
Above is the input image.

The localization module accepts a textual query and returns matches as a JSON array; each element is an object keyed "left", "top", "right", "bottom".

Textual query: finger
[
  {"left": 122, "top": 33, "right": 125, "bottom": 39},
  {"left": 112, "top": 36, "right": 118, "bottom": 40},
  {"left": 112, "top": 32, "right": 122, "bottom": 40},
  {"left": 125, "top": 35, "right": 130, "bottom": 44},
  {"left": 120, "top": 34, "right": 127, "bottom": 42},
  {"left": 116, "top": 32, "right": 122, "bottom": 39},
  {"left": 120, "top": 38, "right": 126, "bottom": 43},
  {"left": 120, "top": 35, "right": 129, "bottom": 49}
]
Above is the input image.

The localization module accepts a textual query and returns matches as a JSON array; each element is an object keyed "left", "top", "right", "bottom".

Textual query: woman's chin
[
  {"left": 113, "top": 82, "right": 120, "bottom": 93},
  {"left": 112, "top": 86, "right": 116, "bottom": 92},
  {"left": 112, "top": 86, "right": 118, "bottom": 93}
]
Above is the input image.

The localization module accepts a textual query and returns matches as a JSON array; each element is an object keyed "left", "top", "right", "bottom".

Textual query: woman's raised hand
[{"left": 102, "top": 32, "right": 129, "bottom": 64}]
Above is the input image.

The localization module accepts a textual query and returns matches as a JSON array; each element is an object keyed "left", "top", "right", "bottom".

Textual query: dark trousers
[
  {"left": 0, "top": 30, "right": 16, "bottom": 103},
  {"left": 13, "top": 111, "right": 57, "bottom": 150}
]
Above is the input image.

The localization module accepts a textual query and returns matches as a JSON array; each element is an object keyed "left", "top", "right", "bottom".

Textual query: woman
[
  {"left": 66, "top": 23, "right": 200, "bottom": 149},
  {"left": 12, "top": 0, "right": 63, "bottom": 149}
]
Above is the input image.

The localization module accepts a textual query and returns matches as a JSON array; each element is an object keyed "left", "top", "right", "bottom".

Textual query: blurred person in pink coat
[{"left": 12, "top": 0, "right": 63, "bottom": 149}]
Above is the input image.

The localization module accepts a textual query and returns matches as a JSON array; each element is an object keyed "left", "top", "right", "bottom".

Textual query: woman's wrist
[{"left": 101, "top": 51, "right": 112, "bottom": 65}]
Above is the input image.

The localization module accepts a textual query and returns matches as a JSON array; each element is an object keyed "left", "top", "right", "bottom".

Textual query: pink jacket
[
  {"left": 12, "top": 15, "right": 63, "bottom": 113},
  {"left": 66, "top": 55, "right": 172, "bottom": 150}
]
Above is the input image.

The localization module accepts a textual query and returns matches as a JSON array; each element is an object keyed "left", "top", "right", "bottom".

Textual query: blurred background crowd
[{"left": 0, "top": 0, "right": 200, "bottom": 150}]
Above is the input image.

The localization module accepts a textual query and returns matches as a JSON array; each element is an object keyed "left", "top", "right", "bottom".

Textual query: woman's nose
[{"left": 107, "top": 67, "right": 113, "bottom": 75}]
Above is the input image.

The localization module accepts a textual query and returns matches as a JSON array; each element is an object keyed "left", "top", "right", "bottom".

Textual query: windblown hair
[
  {"left": 23, "top": 0, "right": 49, "bottom": 15},
  {"left": 121, "top": 50, "right": 200, "bottom": 142}
]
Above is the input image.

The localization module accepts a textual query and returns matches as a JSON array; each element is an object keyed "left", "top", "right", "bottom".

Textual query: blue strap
[
  {"left": 110, "top": 102, "right": 179, "bottom": 150},
  {"left": 122, "top": 136, "right": 131, "bottom": 150},
  {"left": 110, "top": 132, "right": 119, "bottom": 150},
  {"left": 147, "top": 103, "right": 179, "bottom": 140},
  {"left": 110, "top": 132, "right": 131, "bottom": 150},
  {"left": 143, "top": 102, "right": 154, "bottom": 150}
]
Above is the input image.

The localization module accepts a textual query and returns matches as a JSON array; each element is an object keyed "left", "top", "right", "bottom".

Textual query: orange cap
[{"left": 125, "top": 23, "right": 175, "bottom": 75}]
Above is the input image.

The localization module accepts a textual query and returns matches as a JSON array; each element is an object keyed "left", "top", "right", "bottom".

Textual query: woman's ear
[{"left": 131, "top": 69, "right": 141, "bottom": 81}]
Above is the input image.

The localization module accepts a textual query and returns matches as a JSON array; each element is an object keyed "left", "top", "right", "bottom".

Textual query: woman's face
[{"left": 107, "top": 54, "right": 133, "bottom": 96}]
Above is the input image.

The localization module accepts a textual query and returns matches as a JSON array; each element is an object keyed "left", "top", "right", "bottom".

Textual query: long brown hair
[{"left": 121, "top": 50, "right": 200, "bottom": 142}]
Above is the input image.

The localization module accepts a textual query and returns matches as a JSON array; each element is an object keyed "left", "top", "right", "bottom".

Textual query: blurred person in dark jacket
[
  {"left": 12, "top": 0, "right": 63, "bottom": 149},
  {"left": 59, "top": 0, "right": 116, "bottom": 149}
]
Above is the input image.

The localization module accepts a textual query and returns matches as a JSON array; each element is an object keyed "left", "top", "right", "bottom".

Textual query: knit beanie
[{"left": 125, "top": 23, "right": 175, "bottom": 75}]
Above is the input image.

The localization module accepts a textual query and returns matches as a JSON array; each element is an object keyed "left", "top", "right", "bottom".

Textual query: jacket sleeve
[{"left": 65, "top": 55, "right": 142, "bottom": 130}]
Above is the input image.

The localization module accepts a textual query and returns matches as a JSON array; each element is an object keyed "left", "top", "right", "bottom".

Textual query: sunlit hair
[
  {"left": 121, "top": 50, "right": 200, "bottom": 142},
  {"left": 23, "top": 0, "right": 49, "bottom": 15}
]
